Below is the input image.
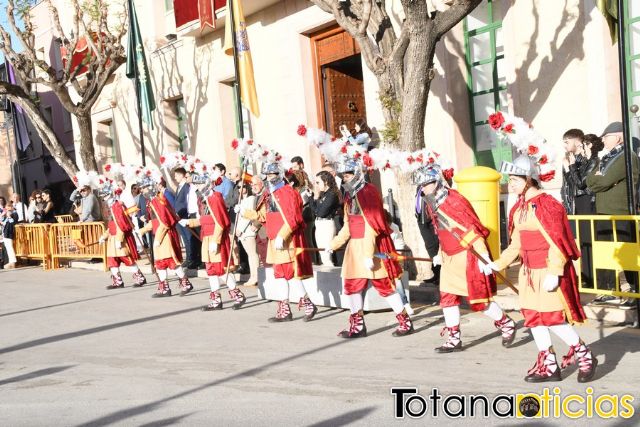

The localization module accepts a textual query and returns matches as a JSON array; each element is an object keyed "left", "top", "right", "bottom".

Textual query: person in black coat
[
  {"left": 310, "top": 171, "right": 341, "bottom": 266},
  {"left": 415, "top": 185, "right": 440, "bottom": 285}
]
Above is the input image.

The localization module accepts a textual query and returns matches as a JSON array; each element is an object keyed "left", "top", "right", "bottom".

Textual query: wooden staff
[{"left": 374, "top": 252, "right": 432, "bottom": 262}]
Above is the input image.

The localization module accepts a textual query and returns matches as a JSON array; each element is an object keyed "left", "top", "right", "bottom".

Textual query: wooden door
[{"left": 323, "top": 65, "right": 366, "bottom": 137}]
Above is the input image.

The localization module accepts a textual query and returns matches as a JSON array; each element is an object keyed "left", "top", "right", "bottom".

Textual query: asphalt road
[{"left": 0, "top": 267, "right": 638, "bottom": 426}]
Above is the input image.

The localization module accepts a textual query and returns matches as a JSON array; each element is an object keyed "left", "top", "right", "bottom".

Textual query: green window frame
[
  {"left": 624, "top": 1, "right": 640, "bottom": 117},
  {"left": 176, "top": 98, "right": 187, "bottom": 152},
  {"left": 463, "top": 0, "right": 511, "bottom": 171}
]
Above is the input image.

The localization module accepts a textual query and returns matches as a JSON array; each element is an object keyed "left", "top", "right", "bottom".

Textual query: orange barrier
[
  {"left": 14, "top": 224, "right": 52, "bottom": 269},
  {"left": 55, "top": 215, "right": 75, "bottom": 223},
  {"left": 48, "top": 222, "right": 107, "bottom": 270}
]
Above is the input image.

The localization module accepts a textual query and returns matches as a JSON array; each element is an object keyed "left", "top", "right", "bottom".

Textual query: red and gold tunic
[
  {"left": 188, "top": 191, "right": 234, "bottom": 274},
  {"left": 494, "top": 193, "right": 586, "bottom": 326},
  {"left": 330, "top": 183, "right": 402, "bottom": 281},
  {"left": 100, "top": 200, "right": 140, "bottom": 265},
  {"left": 430, "top": 190, "right": 496, "bottom": 308},
  {"left": 243, "top": 184, "right": 312, "bottom": 280},
  {"left": 139, "top": 194, "right": 183, "bottom": 265}
]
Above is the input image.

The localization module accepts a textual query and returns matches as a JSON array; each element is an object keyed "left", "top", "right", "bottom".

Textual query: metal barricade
[
  {"left": 48, "top": 222, "right": 107, "bottom": 270},
  {"left": 55, "top": 215, "right": 75, "bottom": 223},
  {"left": 13, "top": 224, "right": 51, "bottom": 269},
  {"left": 568, "top": 215, "right": 640, "bottom": 300}
]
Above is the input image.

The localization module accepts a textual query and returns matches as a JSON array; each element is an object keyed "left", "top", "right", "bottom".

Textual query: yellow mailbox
[{"left": 454, "top": 166, "right": 502, "bottom": 259}]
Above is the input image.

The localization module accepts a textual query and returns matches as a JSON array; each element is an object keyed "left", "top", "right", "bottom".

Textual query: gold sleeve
[
  {"left": 494, "top": 228, "right": 521, "bottom": 271},
  {"left": 331, "top": 212, "right": 350, "bottom": 251}
]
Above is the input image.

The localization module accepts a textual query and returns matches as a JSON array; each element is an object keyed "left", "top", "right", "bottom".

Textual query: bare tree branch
[
  {"left": 434, "top": 0, "right": 483, "bottom": 37},
  {"left": 357, "top": 0, "right": 372, "bottom": 36}
]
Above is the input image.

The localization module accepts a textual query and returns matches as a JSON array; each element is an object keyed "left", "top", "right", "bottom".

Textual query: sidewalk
[{"left": 0, "top": 267, "right": 638, "bottom": 425}]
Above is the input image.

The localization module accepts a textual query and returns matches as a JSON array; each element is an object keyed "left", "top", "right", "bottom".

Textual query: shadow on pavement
[
  {"left": 0, "top": 307, "right": 202, "bottom": 355},
  {"left": 306, "top": 406, "right": 377, "bottom": 427},
  {"left": 0, "top": 365, "right": 74, "bottom": 386},
  {"left": 137, "top": 412, "right": 195, "bottom": 427}
]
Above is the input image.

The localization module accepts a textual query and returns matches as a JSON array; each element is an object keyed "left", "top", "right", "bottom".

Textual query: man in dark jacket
[{"left": 587, "top": 122, "right": 639, "bottom": 305}]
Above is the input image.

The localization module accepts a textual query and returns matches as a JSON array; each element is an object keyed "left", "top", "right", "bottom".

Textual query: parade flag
[
  {"left": 223, "top": 0, "right": 260, "bottom": 117},
  {"left": 6, "top": 62, "right": 31, "bottom": 151},
  {"left": 126, "top": 0, "right": 156, "bottom": 129},
  {"left": 597, "top": 0, "right": 618, "bottom": 44},
  {"left": 199, "top": 0, "right": 216, "bottom": 32}
]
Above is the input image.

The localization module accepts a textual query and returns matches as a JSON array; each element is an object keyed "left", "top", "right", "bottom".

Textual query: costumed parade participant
[
  {"left": 242, "top": 156, "right": 317, "bottom": 322},
  {"left": 488, "top": 112, "right": 597, "bottom": 383},
  {"left": 179, "top": 166, "right": 246, "bottom": 311},
  {"left": 137, "top": 166, "right": 193, "bottom": 298},
  {"left": 94, "top": 173, "right": 147, "bottom": 289},
  {"left": 413, "top": 162, "right": 516, "bottom": 352},
  {"left": 327, "top": 154, "right": 413, "bottom": 338}
]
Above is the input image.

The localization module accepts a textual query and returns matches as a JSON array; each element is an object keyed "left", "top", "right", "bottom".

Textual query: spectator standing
[
  {"left": 214, "top": 163, "right": 235, "bottom": 208},
  {"left": 310, "top": 171, "right": 341, "bottom": 266},
  {"left": 10, "top": 193, "right": 26, "bottom": 223},
  {"left": 226, "top": 166, "right": 247, "bottom": 273},
  {"left": 1, "top": 202, "right": 19, "bottom": 268},
  {"left": 561, "top": 128, "right": 585, "bottom": 214},
  {"left": 235, "top": 183, "right": 259, "bottom": 286},
  {"left": 587, "top": 122, "right": 639, "bottom": 305},
  {"left": 40, "top": 190, "right": 56, "bottom": 223},
  {"left": 174, "top": 167, "right": 200, "bottom": 269},
  {"left": 415, "top": 185, "right": 440, "bottom": 285},
  {"left": 70, "top": 185, "right": 103, "bottom": 222},
  {"left": 157, "top": 178, "right": 176, "bottom": 209}
]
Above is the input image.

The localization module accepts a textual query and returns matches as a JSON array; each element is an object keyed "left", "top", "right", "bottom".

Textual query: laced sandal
[
  {"left": 494, "top": 314, "right": 516, "bottom": 347},
  {"left": 338, "top": 313, "right": 367, "bottom": 338},
  {"left": 202, "top": 291, "right": 223, "bottom": 311},
  {"left": 435, "top": 326, "right": 462, "bottom": 353},
  {"left": 524, "top": 346, "right": 562, "bottom": 383},
  {"left": 392, "top": 312, "right": 414, "bottom": 337}
]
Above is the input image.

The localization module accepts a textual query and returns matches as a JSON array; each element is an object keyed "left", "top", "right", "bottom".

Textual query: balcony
[{"left": 173, "top": 0, "right": 227, "bottom": 37}]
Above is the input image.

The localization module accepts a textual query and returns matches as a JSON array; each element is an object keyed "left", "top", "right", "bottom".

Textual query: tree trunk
[
  {"left": 4, "top": 91, "right": 79, "bottom": 179},
  {"left": 76, "top": 113, "right": 98, "bottom": 172}
]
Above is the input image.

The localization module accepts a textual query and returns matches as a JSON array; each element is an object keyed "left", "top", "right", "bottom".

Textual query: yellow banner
[{"left": 224, "top": 0, "right": 260, "bottom": 117}]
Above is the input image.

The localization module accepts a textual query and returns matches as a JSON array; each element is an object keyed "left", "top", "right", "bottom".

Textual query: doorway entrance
[{"left": 311, "top": 26, "right": 366, "bottom": 137}]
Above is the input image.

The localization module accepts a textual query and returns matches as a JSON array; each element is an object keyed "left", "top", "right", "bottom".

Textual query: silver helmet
[
  {"left": 261, "top": 162, "right": 283, "bottom": 186},
  {"left": 335, "top": 155, "right": 365, "bottom": 195},
  {"left": 137, "top": 176, "right": 158, "bottom": 198},
  {"left": 97, "top": 181, "right": 116, "bottom": 200},
  {"left": 412, "top": 165, "right": 442, "bottom": 186},
  {"left": 500, "top": 155, "right": 539, "bottom": 180}
]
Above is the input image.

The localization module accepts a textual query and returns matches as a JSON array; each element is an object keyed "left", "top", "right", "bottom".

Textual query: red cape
[
  {"left": 262, "top": 185, "right": 312, "bottom": 277},
  {"left": 110, "top": 201, "right": 139, "bottom": 262},
  {"left": 348, "top": 183, "right": 402, "bottom": 279},
  {"left": 431, "top": 190, "right": 496, "bottom": 303},
  {"left": 508, "top": 193, "right": 586, "bottom": 323},
  {"left": 149, "top": 194, "right": 183, "bottom": 263}
]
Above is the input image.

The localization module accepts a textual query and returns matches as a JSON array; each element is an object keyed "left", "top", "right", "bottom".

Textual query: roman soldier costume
[
  {"left": 489, "top": 112, "right": 597, "bottom": 383},
  {"left": 96, "top": 177, "right": 147, "bottom": 289},
  {"left": 243, "top": 160, "right": 317, "bottom": 322},
  {"left": 413, "top": 164, "right": 516, "bottom": 352},
  {"left": 137, "top": 168, "right": 193, "bottom": 298},
  {"left": 329, "top": 155, "right": 413, "bottom": 338},
  {"left": 181, "top": 170, "right": 246, "bottom": 311}
]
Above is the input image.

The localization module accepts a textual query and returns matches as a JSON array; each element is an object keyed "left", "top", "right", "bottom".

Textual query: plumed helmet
[
  {"left": 412, "top": 165, "right": 441, "bottom": 186},
  {"left": 500, "top": 155, "right": 539, "bottom": 180}
]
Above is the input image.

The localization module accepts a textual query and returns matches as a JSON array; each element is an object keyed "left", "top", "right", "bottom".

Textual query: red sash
[
  {"left": 520, "top": 230, "right": 549, "bottom": 269},
  {"left": 348, "top": 215, "right": 365, "bottom": 239}
]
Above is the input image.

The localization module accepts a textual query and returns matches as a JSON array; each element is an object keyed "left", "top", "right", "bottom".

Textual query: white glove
[
  {"left": 153, "top": 238, "right": 160, "bottom": 248},
  {"left": 324, "top": 247, "right": 334, "bottom": 255},
  {"left": 543, "top": 275, "right": 559, "bottom": 292},
  {"left": 178, "top": 219, "right": 189, "bottom": 227},
  {"left": 432, "top": 254, "right": 442, "bottom": 267},
  {"left": 274, "top": 236, "right": 285, "bottom": 250},
  {"left": 115, "top": 240, "right": 122, "bottom": 250},
  {"left": 209, "top": 242, "right": 218, "bottom": 253},
  {"left": 477, "top": 253, "right": 496, "bottom": 276},
  {"left": 98, "top": 236, "right": 106, "bottom": 245},
  {"left": 363, "top": 258, "right": 375, "bottom": 271},
  {"left": 233, "top": 205, "right": 241, "bottom": 213}
]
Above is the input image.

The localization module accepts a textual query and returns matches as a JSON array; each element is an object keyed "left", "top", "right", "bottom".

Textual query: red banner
[{"left": 198, "top": 0, "right": 216, "bottom": 31}]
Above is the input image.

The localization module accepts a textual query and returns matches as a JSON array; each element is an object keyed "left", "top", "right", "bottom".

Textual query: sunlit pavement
[{"left": 0, "top": 267, "right": 638, "bottom": 426}]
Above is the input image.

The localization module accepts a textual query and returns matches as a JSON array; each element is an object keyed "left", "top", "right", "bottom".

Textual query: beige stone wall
[
  {"left": 0, "top": 111, "right": 15, "bottom": 198},
  {"left": 93, "top": 0, "right": 623, "bottom": 194}
]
